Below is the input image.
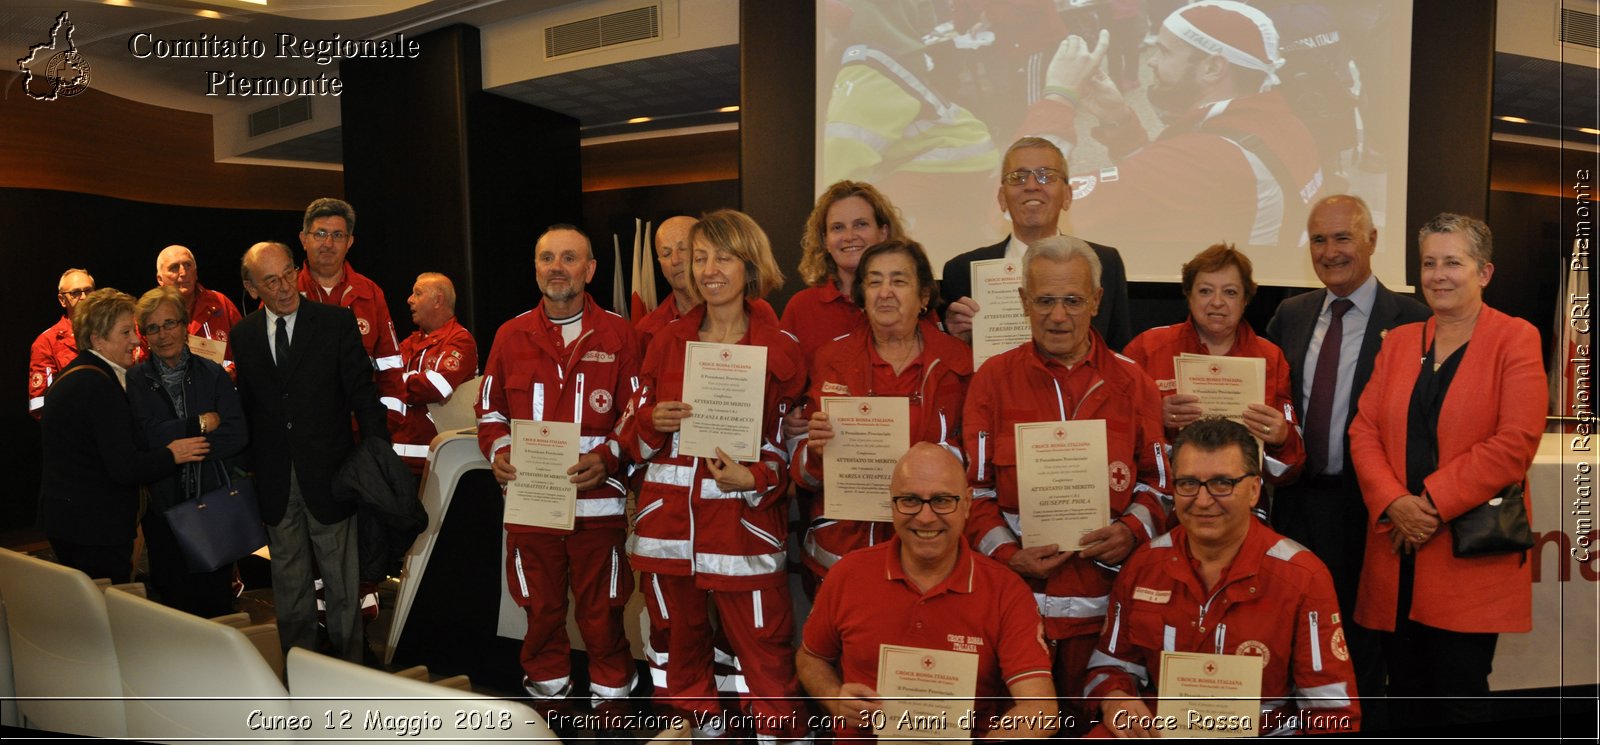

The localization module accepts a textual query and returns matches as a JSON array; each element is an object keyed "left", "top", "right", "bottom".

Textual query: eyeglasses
[
  {"left": 58, "top": 288, "right": 94, "bottom": 299},
  {"left": 1026, "top": 294, "right": 1091, "bottom": 313},
  {"left": 254, "top": 266, "right": 299, "bottom": 293},
  {"left": 1001, "top": 167, "right": 1063, "bottom": 186},
  {"left": 306, "top": 229, "right": 350, "bottom": 244},
  {"left": 1173, "top": 474, "right": 1258, "bottom": 498},
  {"left": 891, "top": 495, "right": 962, "bottom": 515},
  {"left": 141, "top": 318, "right": 183, "bottom": 336}
]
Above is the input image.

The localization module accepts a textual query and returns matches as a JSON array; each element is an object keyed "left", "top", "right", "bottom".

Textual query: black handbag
[
  {"left": 1450, "top": 481, "right": 1534, "bottom": 558},
  {"left": 162, "top": 462, "right": 268, "bottom": 572}
]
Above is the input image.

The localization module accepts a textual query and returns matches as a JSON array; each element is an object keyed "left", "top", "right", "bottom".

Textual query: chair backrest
[
  {"left": 286, "top": 647, "right": 556, "bottom": 740},
  {"left": 0, "top": 548, "right": 127, "bottom": 738},
  {"left": 427, "top": 375, "right": 482, "bottom": 433},
  {"left": 0, "top": 594, "right": 17, "bottom": 727},
  {"left": 104, "top": 587, "right": 292, "bottom": 743}
]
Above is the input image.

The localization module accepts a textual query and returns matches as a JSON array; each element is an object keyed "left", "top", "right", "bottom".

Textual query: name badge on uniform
[
  {"left": 1133, "top": 586, "right": 1171, "bottom": 604},
  {"left": 1156, "top": 378, "right": 1177, "bottom": 392}
]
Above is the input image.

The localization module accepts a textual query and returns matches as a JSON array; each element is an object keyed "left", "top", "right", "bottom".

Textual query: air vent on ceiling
[
  {"left": 248, "top": 98, "right": 313, "bottom": 138},
  {"left": 545, "top": 4, "right": 660, "bottom": 58},
  {"left": 1560, "top": 6, "right": 1599, "bottom": 48}
]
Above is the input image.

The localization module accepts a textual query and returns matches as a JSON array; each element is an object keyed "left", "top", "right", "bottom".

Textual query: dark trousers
[
  {"left": 49, "top": 536, "right": 133, "bottom": 584},
  {"left": 1383, "top": 553, "right": 1500, "bottom": 727},
  {"left": 141, "top": 512, "right": 235, "bottom": 618}
]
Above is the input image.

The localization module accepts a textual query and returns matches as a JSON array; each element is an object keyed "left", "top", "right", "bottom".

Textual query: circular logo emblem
[
  {"left": 539, "top": 425, "right": 551, "bottom": 437},
  {"left": 1109, "top": 460, "right": 1132, "bottom": 492},
  {"left": 1331, "top": 628, "right": 1349, "bottom": 662},
  {"left": 1203, "top": 661, "right": 1218, "bottom": 675},
  {"left": 214, "top": 330, "right": 228, "bottom": 342},
  {"left": 589, "top": 388, "right": 613, "bottom": 414},
  {"left": 920, "top": 655, "right": 936, "bottom": 670},
  {"left": 356, "top": 317, "right": 371, "bottom": 335},
  {"left": 30, "top": 372, "right": 44, "bottom": 389},
  {"left": 858, "top": 402, "right": 872, "bottom": 415},
  {"left": 443, "top": 355, "right": 460, "bottom": 372},
  {"left": 45, "top": 50, "right": 91, "bottom": 98},
  {"left": 720, "top": 350, "right": 732, "bottom": 362},
  {"left": 1208, "top": 363, "right": 1221, "bottom": 375},
  {"left": 1235, "top": 640, "right": 1271, "bottom": 667}
]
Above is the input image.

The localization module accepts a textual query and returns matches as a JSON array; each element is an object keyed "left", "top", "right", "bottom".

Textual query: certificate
[
  {"left": 821, "top": 396, "right": 910, "bottom": 522},
  {"left": 1014, "top": 420, "right": 1110, "bottom": 550},
  {"left": 1157, "top": 650, "right": 1264, "bottom": 737},
  {"left": 679, "top": 341, "right": 767, "bottom": 461},
  {"left": 876, "top": 644, "right": 979, "bottom": 743},
  {"left": 1174, "top": 354, "right": 1265, "bottom": 424},
  {"left": 187, "top": 334, "right": 227, "bottom": 364},
  {"left": 970, "top": 258, "right": 1030, "bottom": 369},
  {"left": 503, "top": 419, "right": 579, "bottom": 531}
]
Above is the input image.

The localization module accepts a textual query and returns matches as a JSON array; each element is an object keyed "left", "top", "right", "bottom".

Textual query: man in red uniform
[
  {"left": 476, "top": 225, "right": 640, "bottom": 709},
  {"left": 295, "top": 198, "right": 404, "bottom": 420},
  {"left": 1037, "top": 1, "right": 1322, "bottom": 250},
  {"left": 799, "top": 443, "right": 1060, "bottom": 739},
  {"left": 963, "top": 235, "right": 1169, "bottom": 724},
  {"left": 156, "top": 244, "right": 242, "bottom": 371},
  {"left": 392, "top": 272, "right": 477, "bottom": 473},
  {"left": 1086, "top": 417, "right": 1359, "bottom": 736},
  {"left": 633, "top": 215, "right": 697, "bottom": 349},
  {"left": 29, "top": 268, "right": 94, "bottom": 418}
]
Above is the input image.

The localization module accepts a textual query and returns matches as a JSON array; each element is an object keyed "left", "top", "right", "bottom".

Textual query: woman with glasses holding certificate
[
  {"left": 620, "top": 209, "right": 810, "bottom": 742},
  {"left": 791, "top": 238, "right": 974, "bottom": 584}
]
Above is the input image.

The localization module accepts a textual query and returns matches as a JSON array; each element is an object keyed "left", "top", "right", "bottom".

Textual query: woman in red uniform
[
  {"left": 792, "top": 239, "right": 973, "bottom": 582},
  {"left": 1123, "top": 243, "right": 1305, "bottom": 488},
  {"left": 621, "top": 209, "right": 810, "bottom": 741},
  {"left": 782, "top": 180, "right": 909, "bottom": 361}
]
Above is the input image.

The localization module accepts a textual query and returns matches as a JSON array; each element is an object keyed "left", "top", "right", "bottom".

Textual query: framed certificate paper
[
  {"left": 970, "top": 258, "right": 1030, "bottom": 369},
  {"left": 503, "top": 419, "right": 580, "bottom": 531},
  {"left": 876, "top": 644, "right": 979, "bottom": 743},
  {"left": 1014, "top": 420, "right": 1110, "bottom": 550},
  {"left": 1157, "top": 650, "right": 1264, "bottom": 737},
  {"left": 679, "top": 341, "right": 767, "bottom": 461},
  {"left": 821, "top": 396, "right": 910, "bottom": 522}
]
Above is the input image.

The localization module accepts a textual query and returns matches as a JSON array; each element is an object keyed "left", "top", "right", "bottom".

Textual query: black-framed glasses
[
  {"left": 1001, "top": 167, "right": 1063, "bottom": 186},
  {"left": 305, "top": 228, "right": 350, "bottom": 243},
  {"left": 1173, "top": 474, "right": 1258, "bottom": 498},
  {"left": 58, "top": 288, "right": 94, "bottom": 300},
  {"left": 254, "top": 266, "right": 299, "bottom": 292},
  {"left": 141, "top": 318, "right": 183, "bottom": 336},
  {"left": 891, "top": 495, "right": 961, "bottom": 515},
  {"left": 1025, "top": 294, "right": 1091, "bottom": 313}
]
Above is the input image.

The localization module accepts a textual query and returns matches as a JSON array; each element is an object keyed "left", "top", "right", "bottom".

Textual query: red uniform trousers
[{"left": 506, "top": 527, "right": 635, "bottom": 701}]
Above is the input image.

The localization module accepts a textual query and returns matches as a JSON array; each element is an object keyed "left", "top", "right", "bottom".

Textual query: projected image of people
[{"left": 818, "top": 0, "right": 1409, "bottom": 290}]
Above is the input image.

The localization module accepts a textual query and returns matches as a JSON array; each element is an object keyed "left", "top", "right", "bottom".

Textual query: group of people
[{"left": 31, "top": 50, "right": 1545, "bottom": 745}]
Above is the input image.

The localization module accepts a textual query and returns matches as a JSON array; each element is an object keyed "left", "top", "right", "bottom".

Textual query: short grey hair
[
  {"left": 1003, "top": 137, "right": 1068, "bottom": 174},
  {"left": 1418, "top": 212, "right": 1493, "bottom": 266},
  {"left": 1023, "top": 235, "right": 1102, "bottom": 290},
  {"left": 1309, "top": 194, "right": 1374, "bottom": 237}
]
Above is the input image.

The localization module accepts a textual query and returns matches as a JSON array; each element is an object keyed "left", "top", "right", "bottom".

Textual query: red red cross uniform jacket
[
  {"left": 185, "top": 284, "right": 243, "bottom": 371},
  {"left": 392, "top": 317, "right": 478, "bottom": 467},
  {"left": 476, "top": 296, "right": 640, "bottom": 534},
  {"left": 620, "top": 300, "right": 806, "bottom": 591},
  {"left": 964, "top": 333, "right": 1172, "bottom": 639},
  {"left": 28, "top": 316, "right": 77, "bottom": 419},
  {"left": 791, "top": 326, "right": 973, "bottom": 576},
  {"left": 298, "top": 262, "right": 404, "bottom": 421},
  {"left": 1085, "top": 520, "right": 1361, "bottom": 735},
  {"left": 1122, "top": 320, "right": 1306, "bottom": 486},
  {"left": 779, "top": 281, "right": 866, "bottom": 368}
]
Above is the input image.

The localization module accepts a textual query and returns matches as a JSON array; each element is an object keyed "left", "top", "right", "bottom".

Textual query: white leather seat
[
  {"left": 104, "top": 587, "right": 292, "bottom": 744},
  {"left": 0, "top": 548, "right": 127, "bottom": 738},
  {"left": 426, "top": 375, "right": 482, "bottom": 433},
  {"left": 287, "top": 647, "right": 556, "bottom": 740}
]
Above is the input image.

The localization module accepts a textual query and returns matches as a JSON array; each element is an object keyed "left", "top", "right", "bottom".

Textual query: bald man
[
  {"left": 156, "top": 245, "right": 242, "bottom": 370},
  {"left": 633, "top": 216, "right": 698, "bottom": 349},
  {"left": 391, "top": 272, "right": 478, "bottom": 472}
]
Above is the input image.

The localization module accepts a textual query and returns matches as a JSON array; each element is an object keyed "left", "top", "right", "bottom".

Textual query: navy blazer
[
  {"left": 127, "top": 352, "right": 249, "bottom": 513},
  {"left": 39, "top": 352, "right": 177, "bottom": 545},
  {"left": 939, "top": 236, "right": 1134, "bottom": 351},
  {"left": 232, "top": 300, "right": 388, "bottom": 526}
]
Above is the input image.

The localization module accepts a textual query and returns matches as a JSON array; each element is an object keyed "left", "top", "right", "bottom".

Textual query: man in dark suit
[
  {"left": 233, "top": 240, "right": 388, "bottom": 662},
  {"left": 1264, "top": 194, "right": 1428, "bottom": 724},
  {"left": 939, "top": 136, "right": 1133, "bottom": 351}
]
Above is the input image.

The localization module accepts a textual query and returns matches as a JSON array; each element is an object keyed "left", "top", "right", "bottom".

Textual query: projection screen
[{"left": 815, "top": 0, "right": 1413, "bottom": 288}]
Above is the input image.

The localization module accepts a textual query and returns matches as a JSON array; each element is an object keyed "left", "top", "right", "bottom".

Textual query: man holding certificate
[
  {"left": 962, "top": 236, "right": 1170, "bottom": 724},
  {"left": 798, "top": 444, "right": 1058, "bottom": 740},
  {"left": 1085, "top": 418, "right": 1359, "bottom": 737},
  {"left": 475, "top": 225, "right": 641, "bottom": 709}
]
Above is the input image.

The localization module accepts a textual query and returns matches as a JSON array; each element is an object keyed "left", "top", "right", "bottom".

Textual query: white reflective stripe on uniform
[
  {"left": 1153, "top": 442, "right": 1168, "bottom": 489},
  {"left": 695, "top": 550, "right": 785, "bottom": 577},
  {"left": 1265, "top": 452, "right": 1292, "bottom": 478},
  {"left": 700, "top": 478, "right": 756, "bottom": 502},
  {"left": 973, "top": 487, "right": 997, "bottom": 500},
  {"left": 645, "top": 462, "right": 695, "bottom": 488},
  {"left": 714, "top": 672, "right": 750, "bottom": 695},
  {"left": 608, "top": 548, "right": 620, "bottom": 599},
  {"left": 978, "top": 526, "right": 1017, "bottom": 557},
  {"left": 490, "top": 435, "right": 511, "bottom": 457},
  {"left": 392, "top": 443, "right": 429, "bottom": 458},
  {"left": 1267, "top": 538, "right": 1306, "bottom": 562},
  {"left": 1214, "top": 623, "right": 1227, "bottom": 654},
  {"left": 29, "top": 396, "right": 43, "bottom": 412},
  {"left": 630, "top": 535, "right": 692, "bottom": 561},
  {"left": 1086, "top": 649, "right": 1148, "bottom": 687},
  {"left": 424, "top": 369, "right": 453, "bottom": 398},
  {"left": 1084, "top": 672, "right": 1112, "bottom": 698},
  {"left": 524, "top": 676, "right": 570, "bottom": 700},
  {"left": 1124, "top": 503, "right": 1156, "bottom": 540},
  {"left": 1003, "top": 511, "right": 1022, "bottom": 537},
  {"left": 579, "top": 434, "right": 608, "bottom": 452},
  {"left": 380, "top": 396, "right": 404, "bottom": 415},
  {"left": 1295, "top": 682, "right": 1351, "bottom": 709},
  {"left": 803, "top": 527, "right": 844, "bottom": 568},
  {"left": 638, "top": 435, "right": 659, "bottom": 461},
  {"left": 479, "top": 411, "right": 509, "bottom": 426},
  {"left": 1308, "top": 611, "right": 1323, "bottom": 671},
  {"left": 650, "top": 573, "right": 669, "bottom": 621},
  {"left": 796, "top": 447, "right": 822, "bottom": 489},
  {"left": 531, "top": 382, "right": 545, "bottom": 421},
  {"left": 513, "top": 548, "right": 530, "bottom": 598},
  {"left": 1149, "top": 532, "right": 1173, "bottom": 548},
  {"left": 590, "top": 673, "right": 635, "bottom": 701},
  {"left": 1034, "top": 593, "right": 1108, "bottom": 619},
  {"left": 752, "top": 589, "right": 764, "bottom": 629},
  {"left": 1163, "top": 625, "right": 1176, "bottom": 652},
  {"left": 576, "top": 497, "right": 626, "bottom": 517},
  {"left": 572, "top": 372, "right": 585, "bottom": 423},
  {"left": 976, "top": 432, "right": 987, "bottom": 481},
  {"left": 375, "top": 354, "right": 403, "bottom": 371},
  {"left": 713, "top": 647, "right": 742, "bottom": 670},
  {"left": 480, "top": 374, "right": 494, "bottom": 410},
  {"left": 741, "top": 518, "right": 783, "bottom": 550},
  {"left": 1108, "top": 602, "right": 1123, "bottom": 653}
]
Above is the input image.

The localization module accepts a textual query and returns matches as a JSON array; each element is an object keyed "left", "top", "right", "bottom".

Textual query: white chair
[
  {"left": 426, "top": 375, "right": 482, "bottom": 433},
  {"left": 0, "top": 548, "right": 127, "bottom": 738},
  {"left": 287, "top": 647, "right": 557, "bottom": 740},
  {"left": 104, "top": 587, "right": 292, "bottom": 744},
  {"left": 0, "top": 594, "right": 17, "bottom": 727}
]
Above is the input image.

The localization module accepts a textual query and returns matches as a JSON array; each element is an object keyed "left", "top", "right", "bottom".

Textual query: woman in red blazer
[{"left": 1348, "top": 213, "right": 1546, "bottom": 726}]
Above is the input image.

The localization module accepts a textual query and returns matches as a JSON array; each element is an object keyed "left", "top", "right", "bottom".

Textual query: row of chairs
[{"left": 0, "top": 547, "right": 558, "bottom": 742}]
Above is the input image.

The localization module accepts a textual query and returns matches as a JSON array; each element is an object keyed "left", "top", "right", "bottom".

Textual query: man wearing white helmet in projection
[{"left": 1022, "top": 0, "right": 1323, "bottom": 251}]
